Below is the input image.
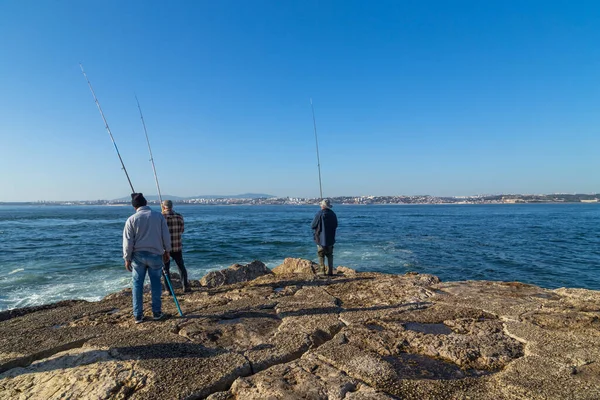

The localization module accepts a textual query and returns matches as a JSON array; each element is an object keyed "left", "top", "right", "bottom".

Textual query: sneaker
[
  {"left": 184, "top": 286, "right": 192, "bottom": 293},
  {"left": 134, "top": 316, "right": 144, "bottom": 324},
  {"left": 153, "top": 312, "right": 164, "bottom": 321}
]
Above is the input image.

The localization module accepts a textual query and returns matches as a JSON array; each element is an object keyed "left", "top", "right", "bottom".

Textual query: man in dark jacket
[{"left": 311, "top": 198, "right": 338, "bottom": 276}]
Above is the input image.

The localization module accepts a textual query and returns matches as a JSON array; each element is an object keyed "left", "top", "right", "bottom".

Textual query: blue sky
[{"left": 1, "top": 1, "right": 599, "bottom": 201}]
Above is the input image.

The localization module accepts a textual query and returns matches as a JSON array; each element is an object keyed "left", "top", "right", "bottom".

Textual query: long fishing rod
[
  {"left": 135, "top": 95, "right": 163, "bottom": 204},
  {"left": 79, "top": 63, "right": 135, "bottom": 193},
  {"left": 135, "top": 96, "right": 184, "bottom": 317},
  {"left": 310, "top": 98, "right": 324, "bottom": 200}
]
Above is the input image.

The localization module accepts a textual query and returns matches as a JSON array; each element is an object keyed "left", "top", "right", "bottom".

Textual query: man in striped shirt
[{"left": 161, "top": 200, "right": 191, "bottom": 293}]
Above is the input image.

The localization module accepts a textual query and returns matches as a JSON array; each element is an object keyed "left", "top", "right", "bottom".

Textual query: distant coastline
[{"left": 2, "top": 193, "right": 599, "bottom": 206}]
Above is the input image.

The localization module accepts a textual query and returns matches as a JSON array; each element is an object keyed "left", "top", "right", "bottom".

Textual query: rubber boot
[
  {"left": 326, "top": 254, "right": 334, "bottom": 276},
  {"left": 318, "top": 255, "right": 326, "bottom": 275}
]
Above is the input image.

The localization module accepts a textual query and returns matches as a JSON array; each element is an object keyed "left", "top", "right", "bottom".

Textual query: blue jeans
[{"left": 131, "top": 251, "right": 163, "bottom": 318}]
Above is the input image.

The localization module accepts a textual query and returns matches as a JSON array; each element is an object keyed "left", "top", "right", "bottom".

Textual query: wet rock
[
  {"left": 0, "top": 300, "right": 88, "bottom": 323},
  {"left": 201, "top": 260, "right": 273, "bottom": 288}
]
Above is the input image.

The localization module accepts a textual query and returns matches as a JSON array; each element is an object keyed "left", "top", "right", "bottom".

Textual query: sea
[{"left": 1, "top": 203, "right": 599, "bottom": 311}]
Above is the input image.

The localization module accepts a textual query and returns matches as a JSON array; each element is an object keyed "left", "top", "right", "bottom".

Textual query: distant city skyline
[
  {"left": 2, "top": 1, "right": 600, "bottom": 202},
  {"left": 3, "top": 192, "right": 600, "bottom": 205}
]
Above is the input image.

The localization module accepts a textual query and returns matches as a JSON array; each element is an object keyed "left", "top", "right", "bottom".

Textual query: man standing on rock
[
  {"left": 123, "top": 193, "right": 171, "bottom": 323},
  {"left": 161, "top": 199, "right": 191, "bottom": 293},
  {"left": 311, "top": 198, "right": 338, "bottom": 276}
]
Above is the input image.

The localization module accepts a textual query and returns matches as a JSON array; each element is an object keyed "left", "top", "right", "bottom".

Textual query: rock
[
  {"left": 201, "top": 260, "right": 273, "bottom": 288},
  {"left": 1, "top": 264, "right": 600, "bottom": 399},
  {"left": 272, "top": 257, "right": 319, "bottom": 275},
  {"left": 336, "top": 266, "right": 357, "bottom": 275},
  {"left": 162, "top": 271, "right": 183, "bottom": 291},
  {"left": 0, "top": 300, "right": 88, "bottom": 322},
  {"left": 221, "top": 354, "right": 396, "bottom": 400}
]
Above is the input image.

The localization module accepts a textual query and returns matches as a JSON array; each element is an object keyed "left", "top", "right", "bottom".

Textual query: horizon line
[{"left": 2, "top": 192, "right": 600, "bottom": 204}]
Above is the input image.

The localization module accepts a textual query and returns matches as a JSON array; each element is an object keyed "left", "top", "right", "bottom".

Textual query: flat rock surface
[{"left": 1, "top": 261, "right": 599, "bottom": 399}]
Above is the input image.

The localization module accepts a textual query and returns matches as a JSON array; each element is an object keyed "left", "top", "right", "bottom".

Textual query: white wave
[
  {"left": 2, "top": 276, "right": 130, "bottom": 311},
  {"left": 8, "top": 268, "right": 24, "bottom": 275}
]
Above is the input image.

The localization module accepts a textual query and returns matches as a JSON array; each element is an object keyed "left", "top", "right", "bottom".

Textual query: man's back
[
  {"left": 163, "top": 210, "right": 184, "bottom": 252},
  {"left": 312, "top": 208, "right": 338, "bottom": 247},
  {"left": 123, "top": 206, "right": 171, "bottom": 258}
]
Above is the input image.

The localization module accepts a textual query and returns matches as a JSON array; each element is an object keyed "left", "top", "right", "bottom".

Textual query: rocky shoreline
[{"left": 1, "top": 258, "right": 599, "bottom": 399}]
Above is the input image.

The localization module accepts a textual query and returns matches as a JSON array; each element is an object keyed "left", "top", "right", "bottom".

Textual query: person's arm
[
  {"left": 311, "top": 212, "right": 321, "bottom": 230},
  {"left": 123, "top": 218, "right": 134, "bottom": 271},
  {"left": 161, "top": 215, "right": 172, "bottom": 263},
  {"left": 180, "top": 215, "right": 185, "bottom": 234}
]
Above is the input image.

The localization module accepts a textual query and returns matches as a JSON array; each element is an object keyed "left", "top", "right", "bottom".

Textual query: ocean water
[{"left": 1, "top": 204, "right": 599, "bottom": 311}]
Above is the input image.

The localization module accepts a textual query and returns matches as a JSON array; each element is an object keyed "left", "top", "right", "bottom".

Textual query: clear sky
[{"left": 1, "top": 0, "right": 599, "bottom": 201}]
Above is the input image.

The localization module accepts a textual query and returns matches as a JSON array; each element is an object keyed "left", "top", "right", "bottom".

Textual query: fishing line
[
  {"left": 135, "top": 95, "right": 163, "bottom": 204},
  {"left": 310, "top": 98, "right": 324, "bottom": 200},
  {"left": 79, "top": 63, "right": 135, "bottom": 193}
]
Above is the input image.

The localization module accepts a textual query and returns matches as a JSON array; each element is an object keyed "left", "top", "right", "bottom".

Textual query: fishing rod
[
  {"left": 162, "top": 268, "right": 183, "bottom": 317},
  {"left": 135, "top": 96, "right": 184, "bottom": 317},
  {"left": 135, "top": 95, "right": 163, "bottom": 204},
  {"left": 310, "top": 98, "right": 324, "bottom": 200},
  {"left": 79, "top": 63, "right": 135, "bottom": 193},
  {"left": 80, "top": 65, "right": 183, "bottom": 316}
]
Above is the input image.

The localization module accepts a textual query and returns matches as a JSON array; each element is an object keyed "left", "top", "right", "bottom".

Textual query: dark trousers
[
  {"left": 164, "top": 251, "right": 189, "bottom": 289},
  {"left": 317, "top": 245, "right": 334, "bottom": 275}
]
